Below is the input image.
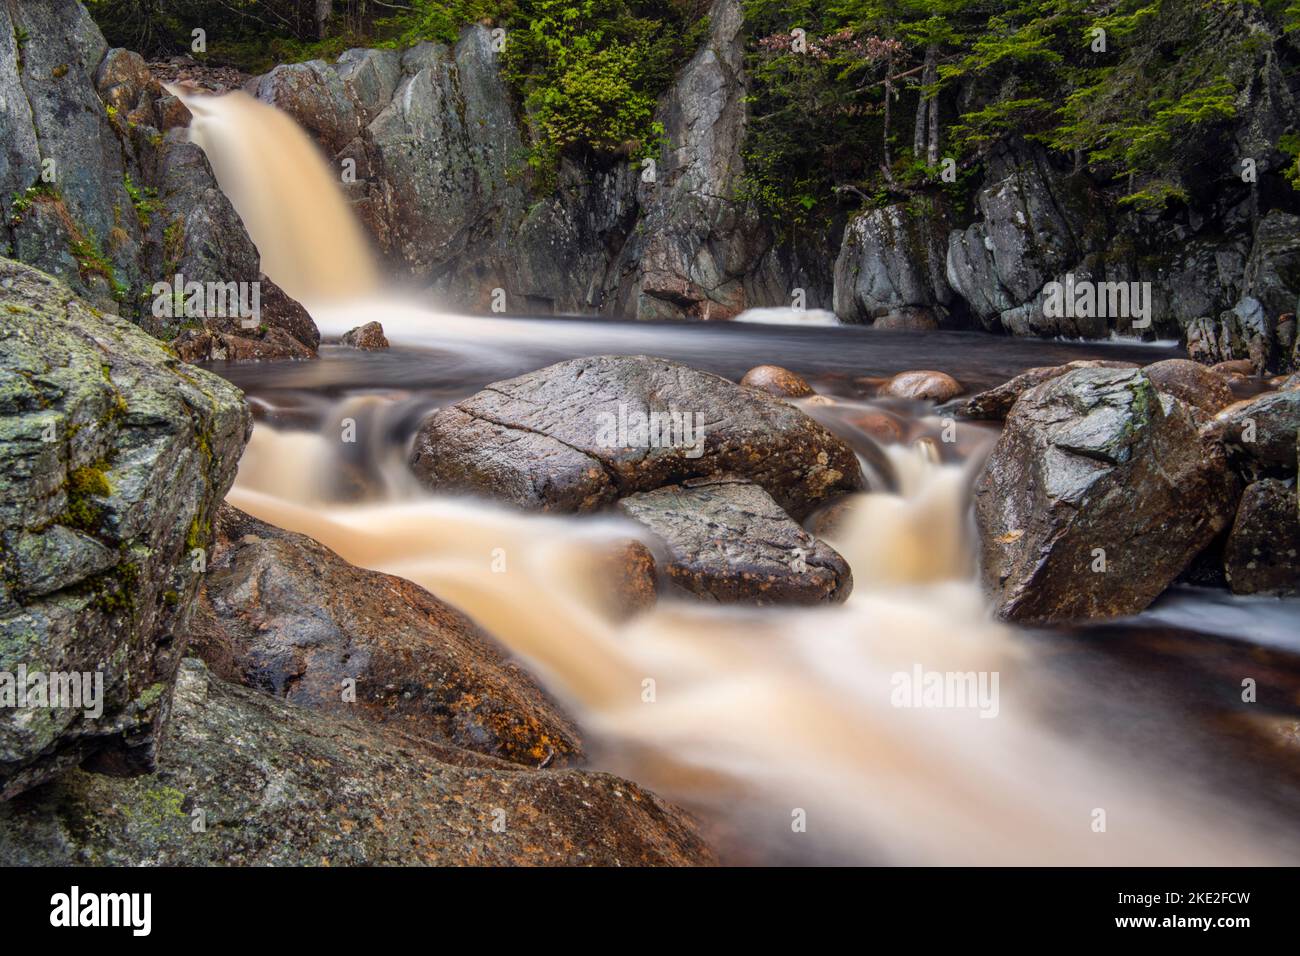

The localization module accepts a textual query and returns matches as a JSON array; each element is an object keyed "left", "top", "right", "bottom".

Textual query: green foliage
[
  {"left": 499, "top": 0, "right": 705, "bottom": 185},
  {"left": 123, "top": 173, "right": 160, "bottom": 229}
]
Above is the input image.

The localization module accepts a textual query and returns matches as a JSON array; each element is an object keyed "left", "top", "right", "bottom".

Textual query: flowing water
[{"left": 184, "top": 88, "right": 1300, "bottom": 865}]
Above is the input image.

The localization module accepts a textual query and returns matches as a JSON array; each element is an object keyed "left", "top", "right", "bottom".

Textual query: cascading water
[{"left": 184, "top": 89, "right": 1298, "bottom": 865}]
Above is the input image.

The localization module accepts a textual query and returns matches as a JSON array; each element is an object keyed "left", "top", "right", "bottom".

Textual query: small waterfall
[{"left": 167, "top": 86, "right": 379, "bottom": 306}]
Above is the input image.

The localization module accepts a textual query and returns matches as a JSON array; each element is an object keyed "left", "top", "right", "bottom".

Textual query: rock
[
  {"left": 953, "top": 360, "right": 1136, "bottom": 421},
  {"left": 974, "top": 367, "right": 1239, "bottom": 623},
  {"left": 944, "top": 141, "right": 1092, "bottom": 335},
  {"left": 883, "top": 370, "right": 963, "bottom": 402},
  {"left": 1142, "top": 358, "right": 1235, "bottom": 415},
  {"left": 595, "top": 539, "right": 659, "bottom": 618},
  {"left": 167, "top": 275, "right": 319, "bottom": 363},
  {"left": 871, "top": 308, "right": 941, "bottom": 331},
  {"left": 833, "top": 200, "right": 953, "bottom": 325},
  {"left": 1222, "top": 480, "right": 1299, "bottom": 595},
  {"left": 1211, "top": 359, "right": 1257, "bottom": 377},
  {"left": 1242, "top": 210, "right": 1300, "bottom": 323},
  {"left": 739, "top": 365, "right": 813, "bottom": 398},
  {"left": 0, "top": 259, "right": 250, "bottom": 797},
  {"left": 617, "top": 477, "right": 851, "bottom": 605},
  {"left": 409, "top": 356, "right": 864, "bottom": 519},
  {"left": 188, "top": 506, "right": 582, "bottom": 767},
  {"left": 849, "top": 410, "right": 906, "bottom": 444},
  {"left": 1186, "top": 298, "right": 1281, "bottom": 373},
  {"left": 1201, "top": 389, "right": 1300, "bottom": 477},
  {"left": 340, "top": 321, "right": 389, "bottom": 350},
  {"left": 0, "top": 659, "right": 715, "bottom": 865},
  {"left": 606, "top": 0, "right": 762, "bottom": 320}
]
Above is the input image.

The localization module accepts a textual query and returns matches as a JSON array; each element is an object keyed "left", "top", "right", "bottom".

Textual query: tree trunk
[
  {"left": 314, "top": 0, "right": 333, "bottom": 41},
  {"left": 923, "top": 45, "right": 940, "bottom": 166}
]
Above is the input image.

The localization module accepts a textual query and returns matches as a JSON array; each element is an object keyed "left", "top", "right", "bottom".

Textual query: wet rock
[
  {"left": 739, "top": 365, "right": 813, "bottom": 398},
  {"left": 849, "top": 410, "right": 906, "bottom": 444},
  {"left": 0, "top": 659, "right": 715, "bottom": 866},
  {"left": 1242, "top": 210, "right": 1300, "bottom": 323},
  {"left": 871, "top": 308, "right": 941, "bottom": 331},
  {"left": 833, "top": 200, "right": 953, "bottom": 325},
  {"left": 340, "top": 321, "right": 389, "bottom": 350},
  {"left": 409, "top": 356, "right": 863, "bottom": 519},
  {"left": 166, "top": 276, "right": 319, "bottom": 362},
  {"left": 974, "top": 367, "right": 1239, "bottom": 623},
  {"left": 594, "top": 539, "right": 659, "bottom": 619},
  {"left": 1142, "top": 358, "right": 1235, "bottom": 415},
  {"left": 883, "top": 370, "right": 963, "bottom": 402},
  {"left": 1211, "top": 359, "right": 1258, "bottom": 377},
  {"left": 0, "top": 259, "right": 250, "bottom": 798},
  {"left": 189, "top": 506, "right": 581, "bottom": 767},
  {"left": 1201, "top": 389, "right": 1300, "bottom": 477},
  {"left": 618, "top": 477, "right": 851, "bottom": 605},
  {"left": 1222, "top": 480, "right": 1299, "bottom": 595},
  {"left": 1185, "top": 298, "right": 1280, "bottom": 373},
  {"left": 953, "top": 360, "right": 1136, "bottom": 421}
]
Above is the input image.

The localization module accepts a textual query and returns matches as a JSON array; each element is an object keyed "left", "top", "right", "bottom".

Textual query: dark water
[{"left": 212, "top": 313, "right": 1183, "bottom": 401}]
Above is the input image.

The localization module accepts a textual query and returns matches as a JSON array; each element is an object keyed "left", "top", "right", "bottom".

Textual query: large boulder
[
  {"left": 409, "top": 356, "right": 863, "bottom": 519},
  {"left": 833, "top": 200, "right": 954, "bottom": 326},
  {"left": 0, "top": 259, "right": 250, "bottom": 797},
  {"left": 954, "top": 360, "right": 1136, "bottom": 421},
  {"left": 1222, "top": 479, "right": 1299, "bottom": 595},
  {"left": 1141, "top": 358, "right": 1235, "bottom": 416},
  {"left": 974, "top": 367, "right": 1239, "bottom": 623},
  {"left": 617, "top": 477, "right": 851, "bottom": 605},
  {"left": 190, "top": 506, "right": 582, "bottom": 767},
  {"left": 0, "top": 658, "right": 714, "bottom": 866}
]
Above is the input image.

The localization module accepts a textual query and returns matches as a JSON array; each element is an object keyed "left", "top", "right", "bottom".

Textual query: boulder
[
  {"left": 0, "top": 259, "right": 250, "bottom": 797},
  {"left": 189, "top": 507, "right": 582, "bottom": 767},
  {"left": 0, "top": 659, "right": 714, "bottom": 866},
  {"left": 1222, "top": 479, "right": 1299, "bottom": 595},
  {"left": 340, "top": 321, "right": 389, "bottom": 350},
  {"left": 617, "top": 477, "right": 852, "bottom": 605},
  {"left": 1142, "top": 358, "right": 1235, "bottom": 415},
  {"left": 883, "top": 370, "right": 963, "bottom": 402},
  {"left": 1242, "top": 210, "right": 1300, "bottom": 323},
  {"left": 833, "top": 200, "right": 953, "bottom": 325},
  {"left": 954, "top": 360, "right": 1136, "bottom": 421},
  {"left": 739, "top": 365, "right": 813, "bottom": 398},
  {"left": 974, "top": 367, "right": 1239, "bottom": 623},
  {"left": 409, "top": 356, "right": 864, "bottom": 519},
  {"left": 1201, "top": 389, "right": 1300, "bottom": 477}
]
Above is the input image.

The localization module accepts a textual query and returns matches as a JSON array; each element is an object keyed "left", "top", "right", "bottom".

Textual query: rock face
[
  {"left": 1222, "top": 479, "right": 1299, "bottom": 595},
  {"left": 0, "top": 259, "right": 250, "bottom": 797},
  {"left": 0, "top": 659, "right": 715, "bottom": 866},
  {"left": 409, "top": 356, "right": 863, "bottom": 518},
  {"left": 189, "top": 507, "right": 582, "bottom": 767},
  {"left": 833, "top": 200, "right": 954, "bottom": 326},
  {"left": 974, "top": 367, "right": 1239, "bottom": 623},
  {"left": 618, "top": 477, "right": 851, "bottom": 605}
]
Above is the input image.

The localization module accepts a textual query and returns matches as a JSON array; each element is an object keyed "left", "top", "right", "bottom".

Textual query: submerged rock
[
  {"left": 739, "top": 365, "right": 813, "bottom": 398},
  {"left": 409, "top": 355, "right": 863, "bottom": 519},
  {"left": 974, "top": 367, "right": 1238, "bottom": 623},
  {"left": 618, "top": 477, "right": 851, "bottom": 605},
  {"left": 0, "top": 659, "right": 714, "bottom": 866},
  {"left": 1222, "top": 480, "right": 1299, "bottom": 595},
  {"left": 189, "top": 507, "right": 582, "bottom": 767},
  {"left": 0, "top": 259, "right": 250, "bottom": 797},
  {"left": 340, "top": 321, "right": 389, "bottom": 350}
]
